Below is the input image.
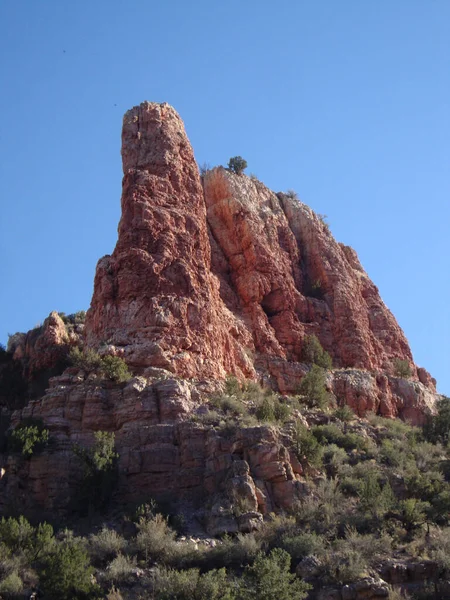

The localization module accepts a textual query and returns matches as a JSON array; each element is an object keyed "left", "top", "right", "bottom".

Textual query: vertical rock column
[{"left": 85, "top": 102, "right": 252, "bottom": 379}]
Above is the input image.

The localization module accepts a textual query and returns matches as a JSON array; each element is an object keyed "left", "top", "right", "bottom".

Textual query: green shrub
[
  {"left": 240, "top": 548, "right": 310, "bottom": 600},
  {"left": 334, "top": 405, "right": 355, "bottom": 422},
  {"left": 106, "top": 587, "right": 124, "bottom": 600},
  {"left": 292, "top": 421, "right": 323, "bottom": 468},
  {"left": 227, "top": 156, "right": 247, "bottom": 175},
  {"left": 279, "top": 531, "right": 325, "bottom": 562},
  {"left": 104, "top": 554, "right": 137, "bottom": 584},
  {"left": 211, "top": 394, "right": 246, "bottom": 416},
  {"left": 312, "top": 424, "right": 343, "bottom": 446},
  {"left": 136, "top": 513, "right": 179, "bottom": 565},
  {"left": 224, "top": 376, "right": 241, "bottom": 396},
  {"left": 323, "top": 545, "right": 367, "bottom": 585},
  {"left": 426, "top": 526, "right": 450, "bottom": 572},
  {"left": 9, "top": 419, "right": 49, "bottom": 457},
  {"left": 295, "top": 480, "right": 345, "bottom": 535},
  {"left": 423, "top": 396, "right": 450, "bottom": 445},
  {"left": 301, "top": 335, "right": 332, "bottom": 369},
  {"left": 322, "top": 444, "right": 349, "bottom": 477},
  {"left": 255, "top": 395, "right": 291, "bottom": 423},
  {"left": 358, "top": 472, "right": 395, "bottom": 518},
  {"left": 69, "top": 348, "right": 132, "bottom": 383},
  {"left": 0, "top": 516, "right": 54, "bottom": 563},
  {"left": 312, "top": 424, "right": 371, "bottom": 453},
  {"left": 59, "top": 310, "right": 86, "bottom": 325},
  {"left": 338, "top": 527, "right": 392, "bottom": 563},
  {"left": 285, "top": 190, "right": 299, "bottom": 200},
  {"left": 380, "top": 439, "right": 402, "bottom": 467},
  {"left": 340, "top": 476, "right": 363, "bottom": 497},
  {"left": 101, "top": 355, "right": 132, "bottom": 383},
  {"left": 69, "top": 347, "right": 103, "bottom": 371},
  {"left": 203, "top": 533, "right": 261, "bottom": 571},
  {"left": 153, "top": 566, "right": 234, "bottom": 600},
  {"left": 0, "top": 571, "right": 23, "bottom": 595},
  {"left": 0, "top": 515, "right": 33, "bottom": 554},
  {"left": 392, "top": 358, "right": 412, "bottom": 378},
  {"left": 405, "top": 469, "right": 445, "bottom": 503},
  {"left": 73, "top": 431, "right": 118, "bottom": 513},
  {"left": 89, "top": 527, "right": 126, "bottom": 564},
  {"left": 304, "top": 279, "right": 325, "bottom": 300},
  {"left": 298, "top": 365, "right": 330, "bottom": 409},
  {"left": 255, "top": 396, "right": 276, "bottom": 422},
  {"left": 39, "top": 541, "right": 99, "bottom": 600},
  {"left": 191, "top": 409, "right": 222, "bottom": 425},
  {"left": 397, "top": 499, "right": 429, "bottom": 531}
]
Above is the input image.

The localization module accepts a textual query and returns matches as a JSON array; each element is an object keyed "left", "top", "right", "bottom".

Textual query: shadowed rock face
[{"left": 85, "top": 101, "right": 433, "bottom": 397}]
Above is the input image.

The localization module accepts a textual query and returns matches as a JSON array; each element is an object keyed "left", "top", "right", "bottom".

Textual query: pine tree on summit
[{"left": 227, "top": 156, "right": 248, "bottom": 175}]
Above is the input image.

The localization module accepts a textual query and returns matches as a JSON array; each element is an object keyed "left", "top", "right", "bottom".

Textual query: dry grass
[{"left": 203, "top": 169, "right": 230, "bottom": 204}]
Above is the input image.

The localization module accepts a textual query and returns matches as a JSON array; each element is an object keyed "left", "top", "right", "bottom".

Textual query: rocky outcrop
[
  {"left": 83, "top": 101, "right": 436, "bottom": 422},
  {"left": 0, "top": 372, "right": 306, "bottom": 522},
  {"left": 330, "top": 369, "right": 436, "bottom": 424},
  {"left": 7, "top": 311, "right": 73, "bottom": 380},
  {"left": 317, "top": 578, "right": 390, "bottom": 600},
  {"left": 1, "top": 101, "right": 441, "bottom": 518},
  {"left": 85, "top": 102, "right": 253, "bottom": 380}
]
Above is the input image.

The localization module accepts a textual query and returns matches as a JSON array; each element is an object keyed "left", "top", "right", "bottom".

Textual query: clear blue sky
[{"left": 0, "top": 1, "right": 448, "bottom": 395}]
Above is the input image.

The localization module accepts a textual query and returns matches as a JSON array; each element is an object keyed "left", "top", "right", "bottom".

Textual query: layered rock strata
[{"left": 1, "top": 372, "right": 305, "bottom": 528}]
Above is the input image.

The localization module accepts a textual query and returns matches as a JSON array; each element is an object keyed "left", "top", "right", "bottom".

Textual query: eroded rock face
[
  {"left": 205, "top": 171, "right": 417, "bottom": 376},
  {"left": 85, "top": 102, "right": 253, "bottom": 380},
  {"left": 83, "top": 102, "right": 436, "bottom": 422},
  {"left": 331, "top": 370, "right": 436, "bottom": 424},
  {"left": 7, "top": 312, "right": 72, "bottom": 379},
  {"left": 1, "top": 102, "right": 440, "bottom": 516},
  {"left": 0, "top": 375, "right": 307, "bottom": 519}
]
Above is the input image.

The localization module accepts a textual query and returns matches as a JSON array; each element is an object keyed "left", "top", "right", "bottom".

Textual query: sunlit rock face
[
  {"left": 85, "top": 102, "right": 254, "bottom": 380},
  {"left": 0, "top": 102, "right": 440, "bottom": 517}
]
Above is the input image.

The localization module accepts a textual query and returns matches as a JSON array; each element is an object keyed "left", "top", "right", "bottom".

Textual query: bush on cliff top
[
  {"left": 227, "top": 156, "right": 247, "bottom": 175},
  {"left": 211, "top": 377, "right": 293, "bottom": 425}
]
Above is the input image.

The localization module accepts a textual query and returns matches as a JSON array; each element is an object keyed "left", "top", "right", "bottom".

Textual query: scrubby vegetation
[
  {"left": 69, "top": 347, "right": 132, "bottom": 383},
  {"left": 73, "top": 431, "right": 119, "bottom": 514},
  {"left": 297, "top": 365, "right": 330, "bottom": 408},
  {"left": 204, "top": 377, "right": 296, "bottom": 428},
  {"left": 393, "top": 357, "right": 412, "bottom": 378},
  {"left": 227, "top": 156, "right": 247, "bottom": 175},
  {"left": 301, "top": 334, "right": 332, "bottom": 369},
  {"left": 8, "top": 418, "right": 49, "bottom": 457},
  {"left": 3, "top": 398, "right": 450, "bottom": 599},
  {"left": 2, "top": 369, "right": 450, "bottom": 598}
]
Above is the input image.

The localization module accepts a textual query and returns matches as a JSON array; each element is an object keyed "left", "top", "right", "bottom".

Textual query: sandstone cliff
[
  {"left": 0, "top": 101, "right": 440, "bottom": 521},
  {"left": 84, "top": 101, "right": 435, "bottom": 418}
]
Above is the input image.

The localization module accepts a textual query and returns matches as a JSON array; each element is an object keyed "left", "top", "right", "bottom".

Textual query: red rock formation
[
  {"left": 205, "top": 171, "right": 416, "bottom": 377},
  {"left": 85, "top": 102, "right": 253, "bottom": 380},
  {"left": 1, "top": 372, "right": 305, "bottom": 523},
  {"left": 0, "top": 102, "right": 441, "bottom": 520},
  {"left": 7, "top": 311, "right": 74, "bottom": 379},
  {"left": 85, "top": 103, "right": 432, "bottom": 392}
]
